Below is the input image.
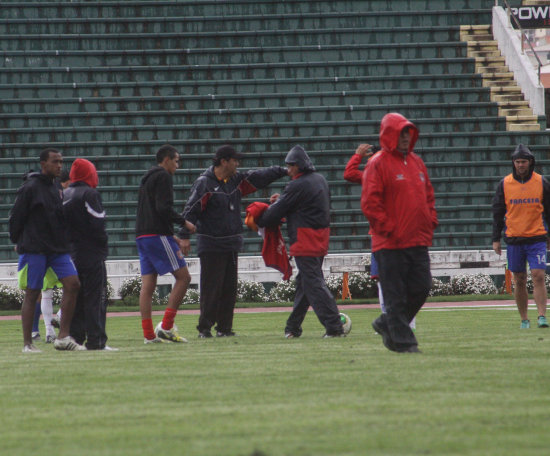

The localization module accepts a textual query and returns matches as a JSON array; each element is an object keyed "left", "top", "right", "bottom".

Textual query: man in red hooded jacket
[
  {"left": 361, "top": 113, "right": 438, "bottom": 353},
  {"left": 63, "top": 158, "right": 115, "bottom": 350}
]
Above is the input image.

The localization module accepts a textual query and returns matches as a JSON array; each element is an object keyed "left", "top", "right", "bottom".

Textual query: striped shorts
[{"left": 136, "top": 235, "right": 187, "bottom": 276}]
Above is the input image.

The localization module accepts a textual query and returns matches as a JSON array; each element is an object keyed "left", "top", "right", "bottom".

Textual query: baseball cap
[{"left": 214, "top": 145, "right": 244, "bottom": 161}]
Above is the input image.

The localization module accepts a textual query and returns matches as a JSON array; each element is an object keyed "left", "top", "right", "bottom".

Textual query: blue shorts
[
  {"left": 370, "top": 255, "right": 379, "bottom": 279},
  {"left": 507, "top": 242, "right": 547, "bottom": 273},
  {"left": 18, "top": 253, "right": 77, "bottom": 290},
  {"left": 136, "top": 235, "right": 187, "bottom": 276}
]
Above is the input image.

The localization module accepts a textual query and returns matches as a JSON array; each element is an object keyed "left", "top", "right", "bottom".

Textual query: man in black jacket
[
  {"left": 63, "top": 158, "right": 115, "bottom": 350},
  {"left": 136, "top": 144, "right": 196, "bottom": 344},
  {"left": 256, "top": 145, "right": 345, "bottom": 338},
  {"left": 9, "top": 148, "right": 84, "bottom": 352},
  {"left": 181, "top": 145, "right": 287, "bottom": 338}
]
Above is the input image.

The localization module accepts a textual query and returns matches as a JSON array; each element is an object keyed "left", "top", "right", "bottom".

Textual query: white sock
[{"left": 41, "top": 289, "right": 55, "bottom": 337}]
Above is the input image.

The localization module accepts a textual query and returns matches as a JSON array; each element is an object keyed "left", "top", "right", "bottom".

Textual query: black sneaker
[
  {"left": 216, "top": 331, "right": 236, "bottom": 337},
  {"left": 198, "top": 331, "right": 213, "bottom": 339},
  {"left": 398, "top": 345, "right": 421, "bottom": 353}
]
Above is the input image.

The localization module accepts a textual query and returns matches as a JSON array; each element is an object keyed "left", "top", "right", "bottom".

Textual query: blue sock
[{"left": 32, "top": 300, "right": 42, "bottom": 333}]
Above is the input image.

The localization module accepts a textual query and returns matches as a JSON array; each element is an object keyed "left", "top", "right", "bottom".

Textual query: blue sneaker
[
  {"left": 538, "top": 316, "right": 549, "bottom": 328},
  {"left": 520, "top": 319, "right": 530, "bottom": 329}
]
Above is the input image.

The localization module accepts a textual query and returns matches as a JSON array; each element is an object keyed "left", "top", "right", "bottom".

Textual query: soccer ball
[{"left": 339, "top": 313, "right": 352, "bottom": 335}]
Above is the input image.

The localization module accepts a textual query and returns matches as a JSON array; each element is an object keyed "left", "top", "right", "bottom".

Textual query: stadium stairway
[{"left": 0, "top": 0, "right": 547, "bottom": 263}]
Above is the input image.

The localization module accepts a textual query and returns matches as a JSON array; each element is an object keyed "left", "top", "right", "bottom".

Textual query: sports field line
[{"left": 0, "top": 300, "right": 519, "bottom": 321}]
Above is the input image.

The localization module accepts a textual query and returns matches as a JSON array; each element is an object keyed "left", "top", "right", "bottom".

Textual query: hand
[
  {"left": 270, "top": 193, "right": 280, "bottom": 204},
  {"left": 185, "top": 220, "right": 196, "bottom": 234},
  {"left": 177, "top": 238, "right": 191, "bottom": 256},
  {"left": 493, "top": 241, "right": 501, "bottom": 256},
  {"left": 355, "top": 144, "right": 374, "bottom": 159}
]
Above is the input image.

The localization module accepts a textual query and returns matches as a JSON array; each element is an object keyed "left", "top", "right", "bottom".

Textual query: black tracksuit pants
[
  {"left": 373, "top": 246, "right": 431, "bottom": 351},
  {"left": 197, "top": 251, "right": 238, "bottom": 334},
  {"left": 70, "top": 260, "right": 108, "bottom": 350},
  {"left": 285, "top": 256, "right": 343, "bottom": 337}
]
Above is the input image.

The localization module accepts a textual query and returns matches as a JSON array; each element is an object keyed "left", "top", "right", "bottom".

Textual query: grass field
[{"left": 1, "top": 306, "right": 549, "bottom": 456}]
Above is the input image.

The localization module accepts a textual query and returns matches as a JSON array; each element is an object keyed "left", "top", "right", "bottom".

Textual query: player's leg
[
  {"left": 41, "top": 288, "right": 56, "bottom": 341},
  {"left": 507, "top": 244, "right": 529, "bottom": 326},
  {"left": 374, "top": 249, "right": 418, "bottom": 352},
  {"left": 18, "top": 253, "right": 47, "bottom": 351},
  {"left": 285, "top": 265, "right": 308, "bottom": 338},
  {"left": 296, "top": 256, "right": 343, "bottom": 337},
  {"left": 215, "top": 252, "right": 238, "bottom": 336},
  {"left": 198, "top": 252, "right": 224, "bottom": 337},
  {"left": 526, "top": 242, "right": 548, "bottom": 328},
  {"left": 78, "top": 261, "right": 109, "bottom": 349},
  {"left": 32, "top": 299, "right": 42, "bottom": 341}
]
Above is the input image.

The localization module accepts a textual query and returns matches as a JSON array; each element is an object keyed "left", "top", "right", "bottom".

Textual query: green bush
[
  {"left": 429, "top": 278, "right": 453, "bottom": 297},
  {"left": 183, "top": 288, "right": 200, "bottom": 306},
  {"left": 451, "top": 273, "right": 497, "bottom": 295},
  {"left": 0, "top": 285, "right": 24, "bottom": 310},
  {"left": 118, "top": 276, "right": 161, "bottom": 305},
  {"left": 237, "top": 279, "right": 268, "bottom": 302},
  {"left": 325, "top": 274, "right": 343, "bottom": 298},
  {"left": 347, "top": 272, "right": 377, "bottom": 298},
  {"left": 268, "top": 280, "right": 296, "bottom": 303}
]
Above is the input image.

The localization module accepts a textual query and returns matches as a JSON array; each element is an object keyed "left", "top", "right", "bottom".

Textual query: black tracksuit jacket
[{"left": 9, "top": 172, "right": 70, "bottom": 254}]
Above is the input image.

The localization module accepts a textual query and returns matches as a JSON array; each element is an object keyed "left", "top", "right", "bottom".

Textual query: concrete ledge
[{"left": 0, "top": 250, "right": 507, "bottom": 298}]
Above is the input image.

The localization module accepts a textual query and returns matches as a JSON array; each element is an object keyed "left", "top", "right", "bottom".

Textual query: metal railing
[{"left": 495, "top": 0, "right": 544, "bottom": 84}]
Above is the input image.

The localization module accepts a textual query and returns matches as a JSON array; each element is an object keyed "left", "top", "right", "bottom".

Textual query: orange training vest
[{"left": 504, "top": 172, "right": 547, "bottom": 238}]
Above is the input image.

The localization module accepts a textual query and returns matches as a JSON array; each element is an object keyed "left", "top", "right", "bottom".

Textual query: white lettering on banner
[{"left": 511, "top": 7, "right": 550, "bottom": 20}]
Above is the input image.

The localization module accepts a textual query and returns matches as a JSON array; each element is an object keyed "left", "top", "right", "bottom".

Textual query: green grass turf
[{"left": 1, "top": 307, "right": 549, "bottom": 456}]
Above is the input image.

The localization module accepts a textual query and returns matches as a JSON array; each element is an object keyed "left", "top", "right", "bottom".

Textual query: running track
[{"left": 0, "top": 300, "right": 519, "bottom": 321}]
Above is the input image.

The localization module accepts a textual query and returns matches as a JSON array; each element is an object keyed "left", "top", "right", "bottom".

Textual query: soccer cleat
[
  {"left": 54, "top": 336, "right": 87, "bottom": 351},
  {"left": 216, "top": 331, "right": 236, "bottom": 337},
  {"left": 322, "top": 332, "right": 345, "bottom": 338},
  {"left": 101, "top": 345, "right": 119, "bottom": 351},
  {"left": 22, "top": 344, "right": 42, "bottom": 353},
  {"left": 285, "top": 333, "right": 296, "bottom": 339},
  {"left": 51, "top": 315, "right": 60, "bottom": 328},
  {"left": 155, "top": 322, "right": 188, "bottom": 343},
  {"left": 45, "top": 334, "right": 56, "bottom": 343},
  {"left": 520, "top": 319, "right": 530, "bottom": 329},
  {"left": 144, "top": 337, "right": 167, "bottom": 344},
  {"left": 198, "top": 331, "right": 213, "bottom": 339},
  {"left": 538, "top": 316, "right": 549, "bottom": 328},
  {"left": 31, "top": 331, "right": 41, "bottom": 341}
]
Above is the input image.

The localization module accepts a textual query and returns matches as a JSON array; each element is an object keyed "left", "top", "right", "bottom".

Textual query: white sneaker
[
  {"left": 22, "top": 344, "right": 42, "bottom": 353},
  {"left": 102, "top": 345, "right": 119, "bottom": 351},
  {"left": 144, "top": 337, "right": 167, "bottom": 344},
  {"left": 154, "top": 322, "right": 188, "bottom": 343},
  {"left": 46, "top": 334, "right": 57, "bottom": 343},
  {"left": 54, "top": 336, "right": 87, "bottom": 351}
]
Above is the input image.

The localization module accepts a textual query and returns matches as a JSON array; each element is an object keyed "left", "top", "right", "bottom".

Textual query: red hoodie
[
  {"left": 69, "top": 158, "right": 98, "bottom": 188},
  {"left": 361, "top": 113, "right": 438, "bottom": 252}
]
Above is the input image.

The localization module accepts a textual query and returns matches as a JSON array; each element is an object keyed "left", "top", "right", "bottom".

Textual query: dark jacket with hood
[
  {"left": 9, "top": 170, "right": 70, "bottom": 254},
  {"left": 492, "top": 144, "right": 550, "bottom": 244},
  {"left": 182, "top": 165, "right": 287, "bottom": 255},
  {"left": 63, "top": 158, "right": 108, "bottom": 265},
  {"left": 361, "top": 113, "right": 438, "bottom": 252},
  {"left": 257, "top": 146, "right": 331, "bottom": 257},
  {"left": 136, "top": 166, "right": 187, "bottom": 237}
]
